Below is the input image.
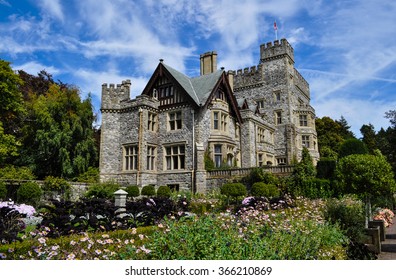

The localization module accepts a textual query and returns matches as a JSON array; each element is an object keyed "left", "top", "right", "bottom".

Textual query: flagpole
[{"left": 274, "top": 21, "right": 278, "bottom": 40}]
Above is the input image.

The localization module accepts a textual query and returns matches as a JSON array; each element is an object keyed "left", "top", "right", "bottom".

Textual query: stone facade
[{"left": 99, "top": 38, "right": 319, "bottom": 193}]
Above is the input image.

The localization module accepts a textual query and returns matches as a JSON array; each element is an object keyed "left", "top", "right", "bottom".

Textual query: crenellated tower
[
  {"left": 101, "top": 80, "right": 131, "bottom": 110},
  {"left": 233, "top": 38, "right": 319, "bottom": 165}
]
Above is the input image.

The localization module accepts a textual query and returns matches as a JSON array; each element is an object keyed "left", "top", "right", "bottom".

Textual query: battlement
[
  {"left": 260, "top": 38, "right": 294, "bottom": 63},
  {"left": 101, "top": 80, "right": 132, "bottom": 109},
  {"left": 233, "top": 64, "right": 264, "bottom": 89}
]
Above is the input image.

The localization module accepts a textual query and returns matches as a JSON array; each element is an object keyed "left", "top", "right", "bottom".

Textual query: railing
[{"left": 207, "top": 165, "right": 294, "bottom": 178}]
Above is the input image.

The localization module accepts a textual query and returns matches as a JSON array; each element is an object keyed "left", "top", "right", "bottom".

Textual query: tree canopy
[{"left": 0, "top": 59, "right": 98, "bottom": 179}]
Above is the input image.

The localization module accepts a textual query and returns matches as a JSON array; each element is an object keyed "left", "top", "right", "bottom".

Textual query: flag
[{"left": 274, "top": 21, "right": 278, "bottom": 31}]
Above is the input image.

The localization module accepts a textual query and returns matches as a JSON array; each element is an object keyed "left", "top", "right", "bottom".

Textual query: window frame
[{"left": 124, "top": 145, "right": 139, "bottom": 171}]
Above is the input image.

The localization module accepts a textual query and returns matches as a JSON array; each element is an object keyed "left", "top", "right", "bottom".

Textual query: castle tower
[
  {"left": 233, "top": 38, "right": 319, "bottom": 165},
  {"left": 200, "top": 51, "right": 217, "bottom": 75}
]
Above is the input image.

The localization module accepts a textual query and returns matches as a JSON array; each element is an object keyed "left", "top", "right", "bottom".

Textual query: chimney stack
[{"left": 200, "top": 51, "right": 217, "bottom": 75}]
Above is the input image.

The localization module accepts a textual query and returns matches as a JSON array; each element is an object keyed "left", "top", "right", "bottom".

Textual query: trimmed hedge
[
  {"left": 157, "top": 186, "right": 171, "bottom": 198},
  {"left": 251, "top": 182, "right": 280, "bottom": 198},
  {"left": 141, "top": 185, "right": 156, "bottom": 197},
  {"left": 125, "top": 185, "right": 140, "bottom": 198},
  {"left": 85, "top": 182, "right": 122, "bottom": 199},
  {"left": 298, "top": 178, "right": 333, "bottom": 199},
  {"left": 220, "top": 183, "right": 247, "bottom": 203},
  {"left": 16, "top": 182, "right": 42, "bottom": 206}
]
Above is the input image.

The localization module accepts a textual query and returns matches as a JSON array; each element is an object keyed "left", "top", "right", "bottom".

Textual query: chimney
[
  {"left": 200, "top": 51, "right": 217, "bottom": 75},
  {"left": 227, "top": 70, "right": 235, "bottom": 91}
]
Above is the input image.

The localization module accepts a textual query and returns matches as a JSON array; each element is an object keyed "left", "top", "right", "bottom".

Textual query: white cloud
[
  {"left": 37, "top": 0, "right": 64, "bottom": 22},
  {"left": 12, "top": 61, "right": 60, "bottom": 75},
  {"left": 0, "top": 0, "right": 10, "bottom": 7}
]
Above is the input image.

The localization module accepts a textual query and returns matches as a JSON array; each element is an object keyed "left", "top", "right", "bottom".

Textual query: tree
[
  {"left": 336, "top": 116, "right": 355, "bottom": 139},
  {"left": 17, "top": 83, "right": 98, "bottom": 179},
  {"left": 0, "top": 60, "right": 25, "bottom": 133},
  {"left": 335, "top": 152, "right": 396, "bottom": 227},
  {"left": 315, "top": 116, "right": 356, "bottom": 158},
  {"left": 0, "top": 60, "right": 24, "bottom": 164},
  {"left": 338, "top": 138, "right": 368, "bottom": 158},
  {"left": 360, "top": 123, "right": 377, "bottom": 154}
]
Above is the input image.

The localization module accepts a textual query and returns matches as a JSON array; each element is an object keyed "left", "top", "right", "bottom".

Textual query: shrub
[
  {"left": 251, "top": 182, "right": 280, "bottom": 198},
  {"left": 298, "top": 178, "right": 333, "bottom": 199},
  {"left": 0, "top": 182, "right": 7, "bottom": 200},
  {"left": 125, "top": 185, "right": 140, "bottom": 198},
  {"left": 220, "top": 183, "right": 247, "bottom": 203},
  {"left": 157, "top": 186, "right": 171, "bottom": 198},
  {"left": 324, "top": 196, "right": 365, "bottom": 241},
  {"left": 141, "top": 185, "right": 156, "bottom": 197},
  {"left": 0, "top": 165, "right": 36, "bottom": 180},
  {"left": 43, "top": 176, "right": 71, "bottom": 200},
  {"left": 85, "top": 181, "right": 121, "bottom": 199},
  {"left": 76, "top": 167, "right": 99, "bottom": 183},
  {"left": 16, "top": 182, "right": 42, "bottom": 206}
]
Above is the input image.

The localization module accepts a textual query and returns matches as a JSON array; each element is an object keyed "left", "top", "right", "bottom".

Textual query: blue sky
[{"left": 1, "top": 0, "right": 396, "bottom": 136}]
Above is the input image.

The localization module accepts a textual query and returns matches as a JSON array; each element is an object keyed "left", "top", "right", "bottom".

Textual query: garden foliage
[
  {"left": 250, "top": 182, "right": 280, "bottom": 198},
  {"left": 156, "top": 186, "right": 171, "bottom": 198},
  {"left": 125, "top": 185, "right": 140, "bottom": 198},
  {"left": 220, "top": 183, "right": 247, "bottom": 203},
  {"left": 16, "top": 181, "right": 42, "bottom": 206},
  {"left": 141, "top": 185, "right": 156, "bottom": 197}
]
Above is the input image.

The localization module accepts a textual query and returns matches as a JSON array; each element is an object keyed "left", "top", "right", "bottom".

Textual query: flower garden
[{"left": 1, "top": 184, "right": 393, "bottom": 260}]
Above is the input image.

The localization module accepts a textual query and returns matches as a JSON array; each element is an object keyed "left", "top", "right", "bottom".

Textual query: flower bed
[{"left": 373, "top": 208, "right": 395, "bottom": 227}]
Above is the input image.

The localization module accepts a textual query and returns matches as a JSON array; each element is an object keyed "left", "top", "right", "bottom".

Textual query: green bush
[
  {"left": 85, "top": 181, "right": 122, "bottom": 199},
  {"left": 141, "top": 185, "right": 156, "bottom": 197},
  {"left": 251, "top": 182, "right": 280, "bottom": 198},
  {"left": 0, "top": 181, "right": 7, "bottom": 200},
  {"left": 0, "top": 165, "right": 36, "bottom": 180},
  {"left": 220, "top": 183, "right": 247, "bottom": 203},
  {"left": 293, "top": 178, "right": 333, "bottom": 199},
  {"left": 324, "top": 196, "right": 365, "bottom": 241},
  {"left": 16, "top": 182, "right": 42, "bottom": 206},
  {"left": 76, "top": 167, "right": 99, "bottom": 183},
  {"left": 157, "top": 186, "right": 171, "bottom": 198},
  {"left": 42, "top": 176, "right": 71, "bottom": 200},
  {"left": 125, "top": 185, "right": 140, "bottom": 198}
]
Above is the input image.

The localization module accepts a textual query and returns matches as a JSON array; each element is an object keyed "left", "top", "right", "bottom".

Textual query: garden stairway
[{"left": 378, "top": 215, "right": 396, "bottom": 260}]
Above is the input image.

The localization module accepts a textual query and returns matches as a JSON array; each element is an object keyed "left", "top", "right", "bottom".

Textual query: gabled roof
[
  {"left": 162, "top": 63, "right": 223, "bottom": 106},
  {"left": 142, "top": 61, "right": 242, "bottom": 123}
]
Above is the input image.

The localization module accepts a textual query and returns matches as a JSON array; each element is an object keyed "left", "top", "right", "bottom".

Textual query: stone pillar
[
  {"left": 114, "top": 189, "right": 128, "bottom": 216},
  {"left": 195, "top": 143, "right": 207, "bottom": 194}
]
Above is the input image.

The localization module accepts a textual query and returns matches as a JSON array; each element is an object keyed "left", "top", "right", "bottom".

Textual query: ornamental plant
[
  {"left": 220, "top": 183, "right": 247, "bottom": 204},
  {"left": 156, "top": 186, "right": 171, "bottom": 198},
  {"left": 16, "top": 181, "right": 42, "bottom": 206},
  {"left": 141, "top": 185, "right": 156, "bottom": 197},
  {"left": 251, "top": 182, "right": 280, "bottom": 198},
  {"left": 125, "top": 185, "right": 140, "bottom": 198}
]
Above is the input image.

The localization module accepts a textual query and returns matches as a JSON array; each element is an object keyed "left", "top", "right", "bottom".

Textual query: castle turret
[
  {"left": 260, "top": 38, "right": 294, "bottom": 63},
  {"left": 101, "top": 80, "right": 131, "bottom": 109}
]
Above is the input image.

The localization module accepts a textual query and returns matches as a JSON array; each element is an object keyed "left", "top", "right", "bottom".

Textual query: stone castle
[{"left": 99, "top": 38, "right": 319, "bottom": 193}]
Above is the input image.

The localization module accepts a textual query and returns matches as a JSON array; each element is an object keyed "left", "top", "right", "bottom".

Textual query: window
[
  {"left": 165, "top": 145, "right": 185, "bottom": 170},
  {"left": 274, "top": 91, "right": 281, "bottom": 101},
  {"left": 215, "top": 89, "right": 226, "bottom": 101},
  {"left": 257, "top": 100, "right": 264, "bottom": 109},
  {"left": 148, "top": 112, "right": 157, "bottom": 131},
  {"left": 169, "top": 111, "right": 182, "bottom": 130},
  {"left": 275, "top": 111, "right": 282, "bottom": 125},
  {"left": 277, "top": 157, "right": 286, "bottom": 165},
  {"left": 212, "top": 111, "right": 228, "bottom": 131},
  {"left": 302, "top": 135, "right": 310, "bottom": 148},
  {"left": 258, "top": 153, "right": 264, "bottom": 167},
  {"left": 257, "top": 127, "right": 265, "bottom": 142},
  {"left": 299, "top": 114, "right": 308, "bottom": 126},
  {"left": 124, "top": 145, "right": 138, "bottom": 171},
  {"left": 213, "top": 112, "right": 219, "bottom": 130},
  {"left": 159, "top": 85, "right": 174, "bottom": 98},
  {"left": 147, "top": 146, "right": 156, "bottom": 170},
  {"left": 221, "top": 113, "right": 228, "bottom": 132},
  {"left": 214, "top": 144, "right": 222, "bottom": 168}
]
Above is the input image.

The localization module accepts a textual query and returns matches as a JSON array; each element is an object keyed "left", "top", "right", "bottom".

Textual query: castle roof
[{"left": 162, "top": 63, "right": 223, "bottom": 106}]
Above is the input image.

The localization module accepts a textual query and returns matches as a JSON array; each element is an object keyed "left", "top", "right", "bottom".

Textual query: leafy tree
[
  {"left": 338, "top": 138, "right": 368, "bottom": 158},
  {"left": 335, "top": 152, "right": 396, "bottom": 227},
  {"left": 17, "top": 83, "right": 98, "bottom": 179},
  {"left": 0, "top": 60, "right": 25, "bottom": 164},
  {"left": 0, "top": 60, "right": 25, "bottom": 134}
]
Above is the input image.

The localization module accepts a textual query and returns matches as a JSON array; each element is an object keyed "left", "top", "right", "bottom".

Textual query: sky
[{"left": 1, "top": 0, "right": 396, "bottom": 137}]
